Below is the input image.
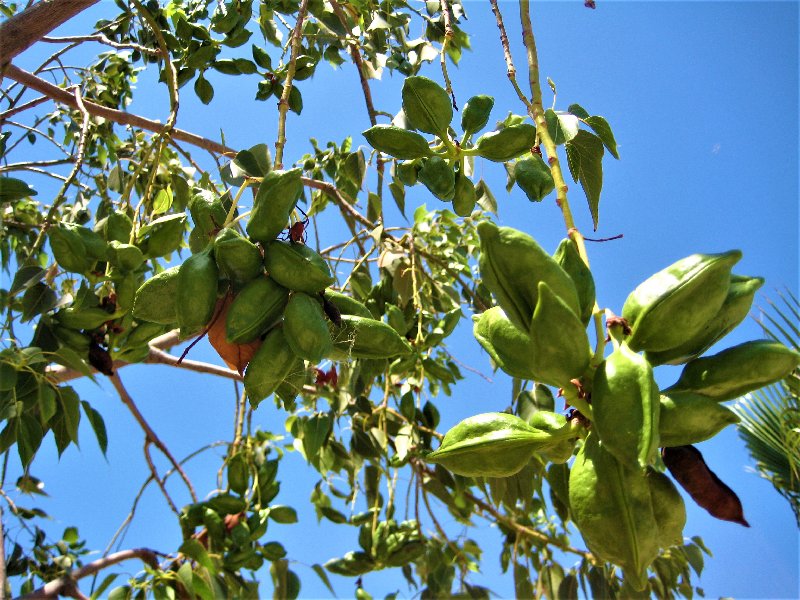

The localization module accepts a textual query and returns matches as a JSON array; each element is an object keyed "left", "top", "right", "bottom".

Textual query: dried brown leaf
[{"left": 207, "top": 293, "right": 262, "bottom": 374}]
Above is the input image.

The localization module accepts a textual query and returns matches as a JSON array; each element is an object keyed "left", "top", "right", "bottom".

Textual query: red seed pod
[{"left": 662, "top": 445, "right": 749, "bottom": 527}]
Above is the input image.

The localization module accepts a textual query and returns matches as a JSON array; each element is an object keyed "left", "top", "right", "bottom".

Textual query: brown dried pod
[{"left": 662, "top": 445, "right": 749, "bottom": 527}]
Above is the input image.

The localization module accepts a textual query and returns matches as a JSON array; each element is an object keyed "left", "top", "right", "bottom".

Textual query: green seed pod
[
  {"left": 645, "top": 274, "right": 764, "bottom": 366},
  {"left": 401, "top": 76, "right": 453, "bottom": 135},
  {"left": 665, "top": 339, "right": 800, "bottom": 402},
  {"left": 214, "top": 228, "right": 263, "bottom": 285},
  {"left": 226, "top": 275, "right": 289, "bottom": 344},
  {"left": 477, "top": 221, "right": 580, "bottom": 331},
  {"left": 363, "top": 125, "right": 432, "bottom": 160},
  {"left": 418, "top": 156, "right": 455, "bottom": 201},
  {"left": 243, "top": 326, "right": 297, "bottom": 407},
  {"left": 323, "top": 290, "right": 372, "bottom": 318},
  {"left": 48, "top": 223, "right": 91, "bottom": 273},
  {"left": 646, "top": 469, "right": 686, "bottom": 549},
  {"left": 461, "top": 95, "right": 494, "bottom": 135},
  {"left": 396, "top": 161, "right": 419, "bottom": 186},
  {"left": 176, "top": 250, "right": 219, "bottom": 338},
  {"left": 452, "top": 172, "right": 477, "bottom": 217},
  {"left": 189, "top": 189, "right": 228, "bottom": 234},
  {"left": 592, "top": 342, "right": 660, "bottom": 470},
  {"left": 137, "top": 213, "right": 187, "bottom": 258},
  {"left": 569, "top": 433, "right": 660, "bottom": 592},
  {"left": 283, "top": 292, "right": 333, "bottom": 363},
  {"left": 475, "top": 124, "right": 536, "bottom": 163},
  {"left": 104, "top": 210, "right": 133, "bottom": 243},
  {"left": 426, "top": 412, "right": 560, "bottom": 478},
  {"left": 514, "top": 156, "right": 555, "bottom": 202},
  {"left": 527, "top": 410, "right": 576, "bottom": 464},
  {"left": 622, "top": 250, "right": 742, "bottom": 353},
  {"left": 472, "top": 307, "right": 538, "bottom": 380},
  {"left": 553, "top": 238, "right": 596, "bottom": 326},
  {"left": 529, "top": 282, "right": 592, "bottom": 389},
  {"left": 329, "top": 315, "right": 413, "bottom": 360},
  {"left": 132, "top": 266, "right": 180, "bottom": 325},
  {"left": 246, "top": 168, "right": 303, "bottom": 243},
  {"left": 263, "top": 240, "right": 334, "bottom": 294},
  {"left": 74, "top": 226, "right": 109, "bottom": 261},
  {"left": 658, "top": 391, "right": 739, "bottom": 447},
  {"left": 55, "top": 307, "right": 113, "bottom": 331},
  {"left": 108, "top": 241, "right": 145, "bottom": 272},
  {"left": 124, "top": 321, "right": 170, "bottom": 347},
  {"left": 324, "top": 551, "right": 376, "bottom": 577}
]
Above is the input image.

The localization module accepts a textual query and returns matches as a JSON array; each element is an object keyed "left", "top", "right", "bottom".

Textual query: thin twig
[
  {"left": 17, "top": 548, "right": 161, "bottom": 600},
  {"left": 40, "top": 34, "right": 158, "bottom": 56},
  {"left": 489, "top": 0, "right": 533, "bottom": 109},
  {"left": 0, "top": 94, "right": 49, "bottom": 120},
  {"left": 302, "top": 176, "right": 376, "bottom": 229},
  {"left": 4, "top": 65, "right": 234, "bottom": 156},
  {"left": 438, "top": 0, "right": 457, "bottom": 110},
  {"left": 143, "top": 441, "right": 179, "bottom": 515},
  {"left": 108, "top": 372, "right": 198, "bottom": 503},
  {"left": 274, "top": 0, "right": 310, "bottom": 169}
]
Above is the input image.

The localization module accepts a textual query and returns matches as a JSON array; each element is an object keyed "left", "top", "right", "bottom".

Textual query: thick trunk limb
[{"left": 0, "top": 0, "right": 100, "bottom": 66}]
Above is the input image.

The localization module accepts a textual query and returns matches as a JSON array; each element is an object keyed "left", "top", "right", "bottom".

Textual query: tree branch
[
  {"left": 2, "top": 65, "right": 235, "bottom": 156},
  {"left": 0, "top": 0, "right": 100, "bottom": 66},
  {"left": 16, "top": 548, "right": 160, "bottom": 600}
]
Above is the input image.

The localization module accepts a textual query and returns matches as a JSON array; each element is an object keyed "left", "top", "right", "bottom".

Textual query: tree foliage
[{"left": 0, "top": 1, "right": 797, "bottom": 599}]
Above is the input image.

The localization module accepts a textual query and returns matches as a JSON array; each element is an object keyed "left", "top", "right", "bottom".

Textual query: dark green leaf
[
  {"left": 10, "top": 264, "right": 45, "bottom": 295},
  {"left": 514, "top": 563, "right": 535, "bottom": 600},
  {"left": 567, "top": 103, "right": 590, "bottom": 120},
  {"left": 252, "top": 45, "right": 272, "bottom": 69},
  {"left": 565, "top": 130, "right": 604, "bottom": 230},
  {"left": 18, "top": 414, "right": 44, "bottom": 466},
  {"left": 311, "top": 564, "right": 336, "bottom": 596},
  {"left": 585, "top": 116, "right": 619, "bottom": 159},
  {"left": 52, "top": 347, "right": 94, "bottom": 381},
  {"left": 21, "top": 283, "right": 56, "bottom": 322},
  {"left": 58, "top": 386, "right": 82, "bottom": 446},
  {"left": 302, "top": 414, "right": 331, "bottom": 460},
  {"left": 288, "top": 86, "right": 303, "bottom": 114},
  {"left": 82, "top": 401, "right": 108, "bottom": 455},
  {"left": 269, "top": 505, "right": 298, "bottom": 524},
  {"left": 195, "top": 74, "right": 214, "bottom": 104},
  {"left": 0, "top": 177, "right": 37, "bottom": 201}
]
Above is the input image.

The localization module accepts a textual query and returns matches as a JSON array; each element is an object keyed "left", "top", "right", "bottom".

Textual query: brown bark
[
  {"left": 3, "top": 65, "right": 234, "bottom": 156},
  {"left": 0, "top": 0, "right": 100, "bottom": 66}
]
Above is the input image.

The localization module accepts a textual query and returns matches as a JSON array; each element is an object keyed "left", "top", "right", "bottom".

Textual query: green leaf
[
  {"left": 565, "top": 130, "right": 604, "bottom": 230},
  {"left": 545, "top": 109, "right": 579, "bottom": 145},
  {"left": 401, "top": 76, "right": 453, "bottom": 135},
  {"left": 38, "top": 384, "right": 57, "bottom": 423},
  {"left": 567, "top": 103, "right": 590, "bottom": 120},
  {"left": 585, "top": 115, "right": 620, "bottom": 159},
  {"left": 82, "top": 401, "right": 108, "bottom": 455},
  {"left": 475, "top": 179, "right": 497, "bottom": 214},
  {"left": 10, "top": 264, "right": 45, "bottom": 295},
  {"left": 21, "top": 283, "right": 56, "bottom": 322},
  {"left": 0, "top": 176, "right": 37, "bottom": 201},
  {"left": 261, "top": 541, "right": 287, "bottom": 560},
  {"left": 153, "top": 187, "right": 173, "bottom": 215},
  {"left": 302, "top": 413, "right": 331, "bottom": 460},
  {"left": 90, "top": 574, "right": 119, "bottom": 600},
  {"left": 179, "top": 539, "right": 216, "bottom": 573},
  {"left": 195, "top": 74, "right": 214, "bottom": 104},
  {"left": 58, "top": 386, "right": 82, "bottom": 446},
  {"left": 18, "top": 414, "right": 44, "bottom": 466},
  {"left": 389, "top": 180, "right": 406, "bottom": 217},
  {"left": 311, "top": 564, "right": 336, "bottom": 596},
  {"left": 52, "top": 347, "right": 95, "bottom": 381},
  {"left": 288, "top": 86, "right": 303, "bottom": 114},
  {"left": 514, "top": 562, "right": 535, "bottom": 600},
  {"left": 252, "top": 45, "right": 272, "bottom": 69},
  {"left": 269, "top": 505, "right": 298, "bottom": 524}
]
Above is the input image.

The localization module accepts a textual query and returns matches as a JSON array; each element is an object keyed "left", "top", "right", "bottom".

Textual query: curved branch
[
  {"left": 302, "top": 176, "right": 376, "bottom": 230},
  {"left": 3, "top": 65, "right": 235, "bottom": 156},
  {"left": 0, "top": 0, "right": 99, "bottom": 66},
  {"left": 16, "top": 548, "right": 161, "bottom": 600}
]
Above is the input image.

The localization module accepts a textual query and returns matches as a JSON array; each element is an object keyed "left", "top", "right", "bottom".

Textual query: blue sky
[{"left": 3, "top": 1, "right": 799, "bottom": 598}]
